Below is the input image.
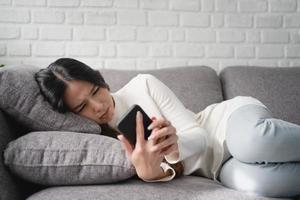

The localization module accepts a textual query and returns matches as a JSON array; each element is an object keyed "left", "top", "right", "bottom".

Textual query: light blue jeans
[{"left": 219, "top": 104, "right": 300, "bottom": 198}]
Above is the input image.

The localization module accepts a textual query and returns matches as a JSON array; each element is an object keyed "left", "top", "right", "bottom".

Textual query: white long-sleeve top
[{"left": 108, "top": 74, "right": 266, "bottom": 182}]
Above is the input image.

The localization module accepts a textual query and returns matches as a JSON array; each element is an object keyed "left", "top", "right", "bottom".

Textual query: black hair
[
  {"left": 35, "top": 58, "right": 118, "bottom": 139},
  {"left": 35, "top": 58, "right": 109, "bottom": 113}
]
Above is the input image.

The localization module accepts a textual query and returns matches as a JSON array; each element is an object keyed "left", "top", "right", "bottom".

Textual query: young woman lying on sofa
[{"left": 35, "top": 58, "right": 300, "bottom": 198}]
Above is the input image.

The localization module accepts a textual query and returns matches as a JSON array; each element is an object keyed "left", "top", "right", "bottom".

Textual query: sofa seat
[{"left": 27, "top": 176, "right": 289, "bottom": 200}]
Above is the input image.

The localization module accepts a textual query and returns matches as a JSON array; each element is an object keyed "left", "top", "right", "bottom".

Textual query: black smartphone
[{"left": 116, "top": 104, "right": 152, "bottom": 146}]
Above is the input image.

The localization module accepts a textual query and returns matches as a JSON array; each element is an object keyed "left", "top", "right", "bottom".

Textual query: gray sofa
[{"left": 1, "top": 65, "right": 299, "bottom": 200}]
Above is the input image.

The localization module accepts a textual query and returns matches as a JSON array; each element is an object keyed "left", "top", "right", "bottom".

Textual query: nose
[{"left": 89, "top": 98, "right": 104, "bottom": 113}]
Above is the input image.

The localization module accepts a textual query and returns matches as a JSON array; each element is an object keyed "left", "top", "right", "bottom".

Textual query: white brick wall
[{"left": 0, "top": 0, "right": 300, "bottom": 72}]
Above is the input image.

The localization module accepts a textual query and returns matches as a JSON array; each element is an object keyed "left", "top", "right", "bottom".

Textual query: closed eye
[{"left": 93, "top": 86, "right": 100, "bottom": 95}]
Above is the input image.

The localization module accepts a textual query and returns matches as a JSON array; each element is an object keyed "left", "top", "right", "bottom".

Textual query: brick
[
  {"left": 186, "top": 29, "right": 216, "bottom": 43},
  {"left": 86, "top": 11, "right": 115, "bottom": 25},
  {"left": 8, "top": 43, "right": 30, "bottom": 56},
  {"left": 0, "top": 9, "right": 30, "bottom": 23},
  {"left": 289, "top": 61, "right": 300, "bottom": 66},
  {"left": 34, "top": 43, "right": 65, "bottom": 57},
  {"left": 0, "top": 44, "right": 6, "bottom": 56},
  {"left": 235, "top": 46, "right": 255, "bottom": 58},
  {"left": 105, "top": 59, "right": 136, "bottom": 69},
  {"left": 257, "top": 45, "right": 283, "bottom": 58},
  {"left": 81, "top": 0, "right": 112, "bottom": 7},
  {"left": 256, "top": 15, "right": 282, "bottom": 28},
  {"left": 114, "top": 0, "right": 138, "bottom": 8},
  {"left": 285, "top": 15, "right": 300, "bottom": 27},
  {"left": 170, "top": 0, "right": 200, "bottom": 11},
  {"left": 170, "top": 29, "right": 185, "bottom": 41},
  {"left": 157, "top": 59, "right": 187, "bottom": 68},
  {"left": 174, "top": 44, "right": 204, "bottom": 57},
  {"left": 137, "top": 28, "right": 168, "bottom": 42},
  {"left": 108, "top": 27, "right": 135, "bottom": 41},
  {"left": 216, "top": 0, "right": 237, "bottom": 12},
  {"left": 118, "top": 44, "right": 147, "bottom": 57},
  {"left": 188, "top": 59, "right": 219, "bottom": 69},
  {"left": 150, "top": 44, "right": 171, "bottom": 57},
  {"left": 219, "top": 60, "right": 249, "bottom": 69},
  {"left": 67, "top": 44, "right": 98, "bottom": 57},
  {"left": 239, "top": 0, "right": 267, "bottom": 12},
  {"left": 74, "top": 27, "right": 105, "bottom": 41},
  {"left": 270, "top": 0, "right": 297, "bottom": 12},
  {"left": 117, "top": 11, "right": 146, "bottom": 26},
  {"left": 140, "top": 0, "right": 168, "bottom": 9},
  {"left": 100, "top": 44, "right": 116, "bottom": 57},
  {"left": 212, "top": 14, "right": 224, "bottom": 28},
  {"left": 137, "top": 60, "right": 157, "bottom": 70},
  {"left": 201, "top": 0, "right": 214, "bottom": 11},
  {"left": 14, "top": 0, "right": 46, "bottom": 6},
  {"left": 262, "top": 31, "right": 289, "bottom": 43},
  {"left": 290, "top": 31, "right": 300, "bottom": 43},
  {"left": 66, "top": 12, "right": 83, "bottom": 24},
  {"left": 40, "top": 27, "right": 72, "bottom": 40},
  {"left": 225, "top": 14, "right": 253, "bottom": 28},
  {"left": 0, "top": 0, "right": 11, "bottom": 5},
  {"left": 246, "top": 31, "right": 261, "bottom": 43},
  {"left": 0, "top": 27, "right": 20, "bottom": 39},
  {"left": 48, "top": 0, "right": 80, "bottom": 7},
  {"left": 206, "top": 45, "right": 234, "bottom": 58},
  {"left": 181, "top": 13, "right": 210, "bottom": 27},
  {"left": 149, "top": 11, "right": 178, "bottom": 26},
  {"left": 33, "top": 11, "right": 64, "bottom": 24},
  {"left": 286, "top": 46, "right": 300, "bottom": 58},
  {"left": 248, "top": 60, "right": 278, "bottom": 67},
  {"left": 22, "top": 27, "right": 38, "bottom": 39},
  {"left": 218, "top": 30, "right": 245, "bottom": 43}
]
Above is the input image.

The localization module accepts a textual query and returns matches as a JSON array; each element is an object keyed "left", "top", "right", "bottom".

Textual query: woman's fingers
[
  {"left": 117, "top": 134, "right": 134, "bottom": 158},
  {"left": 160, "top": 144, "right": 178, "bottom": 156},
  {"left": 150, "top": 134, "right": 178, "bottom": 153},
  {"left": 148, "top": 126, "right": 176, "bottom": 141},
  {"left": 147, "top": 118, "right": 170, "bottom": 131},
  {"left": 135, "top": 111, "right": 145, "bottom": 146}
]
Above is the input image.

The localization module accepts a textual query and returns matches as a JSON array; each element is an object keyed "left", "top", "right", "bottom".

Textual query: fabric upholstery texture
[
  {"left": 4, "top": 131, "right": 136, "bottom": 186},
  {"left": 0, "top": 109, "right": 23, "bottom": 200},
  {"left": 220, "top": 66, "right": 300, "bottom": 125},
  {"left": 101, "top": 66, "right": 223, "bottom": 113},
  {"left": 0, "top": 65, "right": 101, "bottom": 134},
  {"left": 27, "top": 176, "right": 289, "bottom": 200}
]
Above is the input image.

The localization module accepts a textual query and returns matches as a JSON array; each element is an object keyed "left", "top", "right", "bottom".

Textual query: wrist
[{"left": 138, "top": 166, "right": 168, "bottom": 181}]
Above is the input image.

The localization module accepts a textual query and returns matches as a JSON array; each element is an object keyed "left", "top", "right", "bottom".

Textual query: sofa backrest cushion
[
  {"left": 101, "top": 66, "right": 223, "bottom": 113},
  {"left": 220, "top": 66, "right": 300, "bottom": 124},
  {"left": 0, "top": 65, "right": 102, "bottom": 134}
]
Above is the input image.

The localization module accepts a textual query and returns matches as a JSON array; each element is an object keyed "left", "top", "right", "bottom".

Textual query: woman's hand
[
  {"left": 117, "top": 111, "right": 167, "bottom": 181},
  {"left": 147, "top": 117, "right": 179, "bottom": 157}
]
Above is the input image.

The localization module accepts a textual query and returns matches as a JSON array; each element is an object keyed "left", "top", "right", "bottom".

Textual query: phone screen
[{"left": 116, "top": 104, "right": 152, "bottom": 145}]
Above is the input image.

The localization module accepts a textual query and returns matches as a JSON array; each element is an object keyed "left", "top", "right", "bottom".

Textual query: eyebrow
[{"left": 72, "top": 85, "right": 96, "bottom": 111}]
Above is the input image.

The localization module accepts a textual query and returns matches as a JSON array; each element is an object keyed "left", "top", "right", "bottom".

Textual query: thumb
[{"left": 117, "top": 134, "right": 134, "bottom": 159}]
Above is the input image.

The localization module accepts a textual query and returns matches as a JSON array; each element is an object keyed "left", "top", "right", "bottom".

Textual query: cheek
[{"left": 79, "top": 110, "right": 99, "bottom": 122}]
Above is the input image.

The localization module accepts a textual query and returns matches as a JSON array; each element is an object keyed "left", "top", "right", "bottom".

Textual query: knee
[{"left": 226, "top": 110, "right": 271, "bottom": 163}]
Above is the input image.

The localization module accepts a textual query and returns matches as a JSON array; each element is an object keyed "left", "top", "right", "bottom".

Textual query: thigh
[
  {"left": 219, "top": 158, "right": 300, "bottom": 198},
  {"left": 226, "top": 104, "right": 300, "bottom": 163}
]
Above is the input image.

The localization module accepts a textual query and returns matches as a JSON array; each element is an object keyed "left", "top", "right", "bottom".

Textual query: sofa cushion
[
  {"left": 101, "top": 66, "right": 223, "bottom": 113},
  {"left": 4, "top": 131, "right": 136, "bottom": 185},
  {"left": 220, "top": 66, "right": 300, "bottom": 125},
  {"left": 0, "top": 65, "right": 101, "bottom": 134},
  {"left": 26, "top": 176, "right": 289, "bottom": 200},
  {"left": 0, "top": 109, "right": 24, "bottom": 200}
]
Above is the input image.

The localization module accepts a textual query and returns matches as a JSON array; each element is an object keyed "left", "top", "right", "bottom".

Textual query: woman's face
[{"left": 63, "top": 80, "right": 115, "bottom": 124}]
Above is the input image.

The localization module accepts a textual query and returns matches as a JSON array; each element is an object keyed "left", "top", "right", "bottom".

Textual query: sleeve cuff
[{"left": 143, "top": 162, "right": 176, "bottom": 182}]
